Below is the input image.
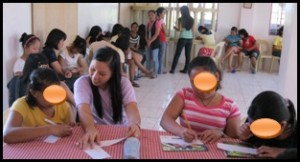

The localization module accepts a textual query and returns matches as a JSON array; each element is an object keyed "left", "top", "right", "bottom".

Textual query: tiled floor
[{"left": 134, "top": 63, "right": 279, "bottom": 131}]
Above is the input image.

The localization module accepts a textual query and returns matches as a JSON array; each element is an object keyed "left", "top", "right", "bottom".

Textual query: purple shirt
[{"left": 74, "top": 75, "right": 136, "bottom": 125}]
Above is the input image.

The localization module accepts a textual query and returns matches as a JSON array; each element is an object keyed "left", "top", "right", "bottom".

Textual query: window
[
  {"left": 269, "top": 3, "right": 285, "bottom": 35},
  {"left": 159, "top": 3, "right": 218, "bottom": 37}
]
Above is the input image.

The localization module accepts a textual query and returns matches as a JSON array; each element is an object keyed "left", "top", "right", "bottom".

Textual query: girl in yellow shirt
[
  {"left": 3, "top": 68, "right": 74, "bottom": 144},
  {"left": 272, "top": 26, "right": 284, "bottom": 57}
]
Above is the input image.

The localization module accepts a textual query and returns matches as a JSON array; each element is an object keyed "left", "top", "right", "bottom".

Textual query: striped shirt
[
  {"left": 129, "top": 34, "right": 140, "bottom": 48},
  {"left": 177, "top": 88, "right": 240, "bottom": 132}
]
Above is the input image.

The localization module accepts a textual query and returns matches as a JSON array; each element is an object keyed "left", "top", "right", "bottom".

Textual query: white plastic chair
[{"left": 211, "top": 41, "right": 225, "bottom": 69}]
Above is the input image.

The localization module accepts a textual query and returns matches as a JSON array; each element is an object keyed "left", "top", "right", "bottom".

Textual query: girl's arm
[
  {"left": 77, "top": 55, "right": 88, "bottom": 75},
  {"left": 3, "top": 111, "right": 72, "bottom": 144},
  {"left": 160, "top": 94, "right": 185, "bottom": 136},
  {"left": 124, "top": 102, "right": 141, "bottom": 137},
  {"left": 224, "top": 116, "right": 241, "bottom": 138}
]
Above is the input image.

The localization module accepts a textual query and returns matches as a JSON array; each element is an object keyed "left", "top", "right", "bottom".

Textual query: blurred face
[
  {"left": 189, "top": 67, "right": 219, "bottom": 99},
  {"left": 31, "top": 87, "right": 56, "bottom": 108},
  {"left": 148, "top": 12, "right": 156, "bottom": 22},
  {"left": 57, "top": 39, "right": 65, "bottom": 50},
  {"left": 159, "top": 10, "right": 166, "bottom": 19},
  {"left": 89, "top": 60, "right": 112, "bottom": 87},
  {"left": 240, "top": 34, "right": 246, "bottom": 40},
  {"left": 230, "top": 30, "right": 237, "bottom": 36},
  {"left": 131, "top": 24, "right": 138, "bottom": 33},
  {"left": 24, "top": 40, "right": 41, "bottom": 55}
]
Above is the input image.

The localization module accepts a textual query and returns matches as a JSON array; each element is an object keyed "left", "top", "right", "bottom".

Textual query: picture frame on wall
[{"left": 243, "top": 3, "right": 252, "bottom": 9}]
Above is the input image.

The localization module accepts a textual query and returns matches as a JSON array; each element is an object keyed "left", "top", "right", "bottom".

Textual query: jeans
[
  {"left": 170, "top": 38, "right": 193, "bottom": 72},
  {"left": 151, "top": 48, "right": 159, "bottom": 77},
  {"left": 158, "top": 42, "right": 167, "bottom": 74}
]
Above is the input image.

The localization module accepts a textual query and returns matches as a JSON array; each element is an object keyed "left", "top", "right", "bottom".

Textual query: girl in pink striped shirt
[{"left": 160, "top": 56, "right": 241, "bottom": 143}]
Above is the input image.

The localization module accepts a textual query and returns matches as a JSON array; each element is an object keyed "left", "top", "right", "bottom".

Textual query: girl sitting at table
[
  {"left": 3, "top": 68, "right": 74, "bottom": 144},
  {"left": 238, "top": 91, "right": 297, "bottom": 159},
  {"left": 160, "top": 56, "right": 241, "bottom": 143},
  {"left": 74, "top": 46, "right": 141, "bottom": 149}
]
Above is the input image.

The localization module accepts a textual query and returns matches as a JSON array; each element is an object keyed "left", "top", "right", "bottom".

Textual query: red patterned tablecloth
[{"left": 3, "top": 125, "right": 243, "bottom": 159}]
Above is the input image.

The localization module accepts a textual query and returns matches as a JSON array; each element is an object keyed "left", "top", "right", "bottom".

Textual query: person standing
[
  {"left": 156, "top": 7, "right": 167, "bottom": 74},
  {"left": 170, "top": 5, "right": 194, "bottom": 74}
]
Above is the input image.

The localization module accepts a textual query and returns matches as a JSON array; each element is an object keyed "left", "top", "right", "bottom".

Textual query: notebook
[
  {"left": 160, "top": 135, "right": 208, "bottom": 151},
  {"left": 217, "top": 141, "right": 258, "bottom": 158}
]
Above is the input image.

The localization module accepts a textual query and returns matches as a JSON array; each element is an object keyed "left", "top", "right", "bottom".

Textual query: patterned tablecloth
[{"left": 3, "top": 125, "right": 244, "bottom": 159}]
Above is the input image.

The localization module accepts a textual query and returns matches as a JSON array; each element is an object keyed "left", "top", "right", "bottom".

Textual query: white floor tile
[{"left": 134, "top": 65, "right": 279, "bottom": 131}]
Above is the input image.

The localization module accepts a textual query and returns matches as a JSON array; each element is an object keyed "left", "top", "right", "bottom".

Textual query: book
[
  {"left": 217, "top": 141, "right": 258, "bottom": 158},
  {"left": 160, "top": 135, "right": 208, "bottom": 151}
]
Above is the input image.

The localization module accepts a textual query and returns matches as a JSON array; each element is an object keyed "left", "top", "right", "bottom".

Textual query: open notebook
[
  {"left": 217, "top": 141, "right": 259, "bottom": 158},
  {"left": 160, "top": 136, "right": 208, "bottom": 151}
]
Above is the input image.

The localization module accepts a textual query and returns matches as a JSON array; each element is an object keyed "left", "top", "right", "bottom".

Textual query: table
[{"left": 3, "top": 125, "right": 244, "bottom": 159}]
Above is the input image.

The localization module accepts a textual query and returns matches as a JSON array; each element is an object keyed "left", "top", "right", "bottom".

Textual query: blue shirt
[{"left": 226, "top": 34, "right": 240, "bottom": 47}]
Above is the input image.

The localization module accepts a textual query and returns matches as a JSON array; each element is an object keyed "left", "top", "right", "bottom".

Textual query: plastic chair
[
  {"left": 211, "top": 41, "right": 225, "bottom": 69},
  {"left": 256, "top": 39, "right": 272, "bottom": 72},
  {"left": 270, "top": 55, "right": 280, "bottom": 73}
]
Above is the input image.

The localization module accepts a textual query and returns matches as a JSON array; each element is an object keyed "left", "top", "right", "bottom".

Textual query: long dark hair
[
  {"left": 111, "top": 24, "right": 124, "bottom": 37},
  {"left": 90, "top": 47, "right": 123, "bottom": 123},
  {"left": 248, "top": 91, "right": 296, "bottom": 131},
  {"left": 44, "top": 28, "right": 67, "bottom": 50},
  {"left": 179, "top": 5, "right": 194, "bottom": 30},
  {"left": 72, "top": 35, "right": 87, "bottom": 56},
  {"left": 238, "top": 28, "right": 249, "bottom": 38},
  {"left": 188, "top": 56, "right": 222, "bottom": 90},
  {"left": 87, "top": 25, "right": 102, "bottom": 44},
  {"left": 26, "top": 68, "right": 60, "bottom": 108},
  {"left": 137, "top": 24, "right": 146, "bottom": 50}
]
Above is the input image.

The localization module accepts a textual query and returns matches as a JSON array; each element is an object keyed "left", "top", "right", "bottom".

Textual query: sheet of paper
[
  {"left": 160, "top": 135, "right": 203, "bottom": 145},
  {"left": 85, "top": 147, "right": 111, "bottom": 159},
  {"left": 217, "top": 143, "right": 258, "bottom": 155},
  {"left": 44, "top": 135, "right": 60, "bottom": 143},
  {"left": 100, "top": 137, "right": 127, "bottom": 147}
]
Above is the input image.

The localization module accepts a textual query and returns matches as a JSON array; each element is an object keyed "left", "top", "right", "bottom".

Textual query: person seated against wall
[
  {"left": 237, "top": 28, "right": 259, "bottom": 74},
  {"left": 7, "top": 54, "right": 76, "bottom": 115},
  {"left": 42, "top": 28, "right": 72, "bottom": 79},
  {"left": 13, "top": 33, "right": 41, "bottom": 76},
  {"left": 110, "top": 23, "right": 124, "bottom": 43},
  {"left": 160, "top": 56, "right": 241, "bottom": 143},
  {"left": 196, "top": 25, "right": 216, "bottom": 57},
  {"left": 272, "top": 26, "right": 284, "bottom": 59},
  {"left": 221, "top": 26, "right": 242, "bottom": 73},
  {"left": 238, "top": 91, "right": 297, "bottom": 159},
  {"left": 74, "top": 47, "right": 141, "bottom": 149},
  {"left": 114, "top": 28, "right": 155, "bottom": 88},
  {"left": 137, "top": 24, "right": 147, "bottom": 66},
  {"left": 4, "top": 68, "right": 75, "bottom": 144},
  {"left": 58, "top": 35, "right": 88, "bottom": 78},
  {"left": 85, "top": 25, "right": 102, "bottom": 64}
]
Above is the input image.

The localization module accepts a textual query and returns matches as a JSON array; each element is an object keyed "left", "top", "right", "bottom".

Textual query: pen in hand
[{"left": 44, "top": 118, "right": 57, "bottom": 125}]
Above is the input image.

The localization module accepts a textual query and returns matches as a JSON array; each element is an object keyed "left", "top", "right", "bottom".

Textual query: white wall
[
  {"left": 278, "top": 3, "right": 297, "bottom": 110},
  {"left": 3, "top": 3, "right": 32, "bottom": 110},
  {"left": 214, "top": 3, "right": 241, "bottom": 43},
  {"left": 119, "top": 3, "right": 132, "bottom": 28},
  {"left": 78, "top": 3, "right": 119, "bottom": 38}
]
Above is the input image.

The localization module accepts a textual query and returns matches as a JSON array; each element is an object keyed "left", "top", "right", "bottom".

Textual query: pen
[
  {"left": 182, "top": 113, "right": 192, "bottom": 130},
  {"left": 44, "top": 118, "right": 57, "bottom": 125}
]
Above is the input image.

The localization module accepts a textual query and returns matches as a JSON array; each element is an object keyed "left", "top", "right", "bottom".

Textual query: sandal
[
  {"left": 146, "top": 71, "right": 155, "bottom": 79},
  {"left": 131, "top": 82, "right": 140, "bottom": 88}
]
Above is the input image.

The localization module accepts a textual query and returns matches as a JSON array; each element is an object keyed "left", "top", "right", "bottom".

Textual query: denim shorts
[{"left": 241, "top": 50, "right": 260, "bottom": 59}]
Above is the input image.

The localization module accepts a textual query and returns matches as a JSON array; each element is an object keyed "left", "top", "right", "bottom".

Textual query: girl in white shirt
[
  {"left": 13, "top": 33, "right": 41, "bottom": 76},
  {"left": 59, "top": 36, "right": 88, "bottom": 77}
]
